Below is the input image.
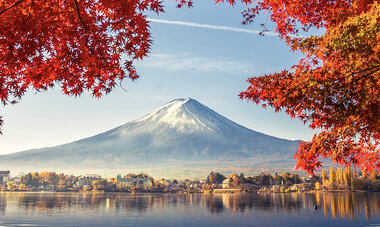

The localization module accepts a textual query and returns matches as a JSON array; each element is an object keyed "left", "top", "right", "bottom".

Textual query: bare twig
[
  {"left": 0, "top": 0, "right": 26, "bottom": 16},
  {"left": 119, "top": 81, "right": 128, "bottom": 93},
  {"left": 0, "top": 115, "right": 3, "bottom": 135}
]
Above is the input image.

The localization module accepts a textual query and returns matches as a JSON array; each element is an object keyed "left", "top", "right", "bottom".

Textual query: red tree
[
  {"left": 0, "top": 0, "right": 165, "bottom": 133},
  {"left": 232, "top": 0, "right": 379, "bottom": 174}
]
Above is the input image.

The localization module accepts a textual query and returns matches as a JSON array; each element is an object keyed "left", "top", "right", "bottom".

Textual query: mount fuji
[{"left": 0, "top": 98, "right": 301, "bottom": 177}]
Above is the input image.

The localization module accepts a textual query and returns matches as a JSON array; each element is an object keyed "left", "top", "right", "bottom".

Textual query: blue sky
[{"left": 0, "top": 1, "right": 318, "bottom": 155}]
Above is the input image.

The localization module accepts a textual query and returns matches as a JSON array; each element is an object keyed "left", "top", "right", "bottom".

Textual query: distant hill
[{"left": 0, "top": 98, "right": 301, "bottom": 178}]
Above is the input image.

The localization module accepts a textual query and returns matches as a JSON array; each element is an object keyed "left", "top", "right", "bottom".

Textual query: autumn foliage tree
[
  {"left": 235, "top": 0, "right": 380, "bottom": 174},
  {"left": 343, "top": 167, "right": 352, "bottom": 189},
  {"left": 0, "top": 0, "right": 165, "bottom": 133},
  {"left": 321, "top": 168, "right": 327, "bottom": 188},
  {"left": 336, "top": 168, "right": 344, "bottom": 187},
  {"left": 329, "top": 167, "right": 336, "bottom": 189}
]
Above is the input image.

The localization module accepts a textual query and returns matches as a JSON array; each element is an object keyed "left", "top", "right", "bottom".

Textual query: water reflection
[
  {"left": 0, "top": 192, "right": 379, "bottom": 220},
  {"left": 0, "top": 195, "right": 6, "bottom": 215}
]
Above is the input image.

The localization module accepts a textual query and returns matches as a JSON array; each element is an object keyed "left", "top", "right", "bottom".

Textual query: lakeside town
[{"left": 1, "top": 167, "right": 379, "bottom": 193}]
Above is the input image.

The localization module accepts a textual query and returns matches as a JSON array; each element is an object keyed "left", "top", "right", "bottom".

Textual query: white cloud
[
  {"left": 136, "top": 52, "right": 265, "bottom": 75},
  {"left": 147, "top": 18, "right": 280, "bottom": 37}
]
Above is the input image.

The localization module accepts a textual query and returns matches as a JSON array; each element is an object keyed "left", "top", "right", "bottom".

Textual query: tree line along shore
[{"left": 1, "top": 167, "right": 379, "bottom": 193}]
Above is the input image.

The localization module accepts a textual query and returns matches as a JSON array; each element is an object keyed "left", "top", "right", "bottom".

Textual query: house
[
  {"left": 222, "top": 179, "right": 232, "bottom": 189},
  {"left": 289, "top": 183, "right": 311, "bottom": 191},
  {"left": 0, "top": 171, "right": 10, "bottom": 184},
  {"left": 117, "top": 178, "right": 152, "bottom": 189}
]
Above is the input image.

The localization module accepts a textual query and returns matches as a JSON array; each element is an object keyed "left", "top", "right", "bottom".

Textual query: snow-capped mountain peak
[{"left": 132, "top": 98, "right": 240, "bottom": 134}]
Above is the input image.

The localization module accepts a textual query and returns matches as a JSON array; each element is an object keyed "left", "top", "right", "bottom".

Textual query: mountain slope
[{"left": 0, "top": 98, "right": 301, "bottom": 177}]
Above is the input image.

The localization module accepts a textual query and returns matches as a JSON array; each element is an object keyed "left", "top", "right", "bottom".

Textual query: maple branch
[
  {"left": 74, "top": 0, "right": 87, "bottom": 32},
  {"left": 306, "top": 64, "right": 380, "bottom": 91},
  {"left": 57, "top": 0, "right": 60, "bottom": 21},
  {"left": 0, "top": 115, "right": 3, "bottom": 135},
  {"left": 340, "top": 64, "right": 380, "bottom": 83},
  {"left": 0, "top": 0, "right": 25, "bottom": 16}
]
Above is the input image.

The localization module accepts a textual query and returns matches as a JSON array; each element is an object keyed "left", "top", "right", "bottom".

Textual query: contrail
[{"left": 147, "top": 18, "right": 281, "bottom": 37}]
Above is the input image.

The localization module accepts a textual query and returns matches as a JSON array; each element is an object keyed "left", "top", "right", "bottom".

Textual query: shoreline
[{"left": 1, "top": 190, "right": 379, "bottom": 194}]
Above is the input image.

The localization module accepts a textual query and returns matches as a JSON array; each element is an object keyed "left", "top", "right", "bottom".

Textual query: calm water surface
[{"left": 0, "top": 192, "right": 379, "bottom": 226}]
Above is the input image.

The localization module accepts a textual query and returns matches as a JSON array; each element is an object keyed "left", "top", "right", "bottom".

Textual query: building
[
  {"left": 222, "top": 179, "right": 232, "bottom": 189},
  {"left": 117, "top": 178, "right": 152, "bottom": 189},
  {"left": 0, "top": 171, "right": 10, "bottom": 184},
  {"left": 78, "top": 174, "right": 101, "bottom": 187},
  {"left": 289, "top": 183, "right": 311, "bottom": 191}
]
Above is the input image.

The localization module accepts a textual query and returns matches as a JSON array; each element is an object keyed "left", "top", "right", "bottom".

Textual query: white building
[
  {"left": 0, "top": 171, "right": 10, "bottom": 184},
  {"left": 222, "top": 179, "right": 232, "bottom": 189}
]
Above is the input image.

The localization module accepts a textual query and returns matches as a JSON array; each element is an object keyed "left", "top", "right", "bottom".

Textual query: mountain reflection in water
[{"left": 0, "top": 192, "right": 379, "bottom": 226}]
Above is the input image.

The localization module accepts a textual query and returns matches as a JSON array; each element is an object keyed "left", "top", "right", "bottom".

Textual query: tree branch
[
  {"left": 74, "top": 0, "right": 87, "bottom": 32},
  {"left": 0, "top": 0, "right": 25, "bottom": 16},
  {"left": 57, "top": 0, "right": 60, "bottom": 21},
  {"left": 0, "top": 115, "right": 3, "bottom": 135}
]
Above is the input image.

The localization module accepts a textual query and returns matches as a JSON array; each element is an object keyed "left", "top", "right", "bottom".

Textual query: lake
[{"left": 0, "top": 191, "right": 379, "bottom": 226}]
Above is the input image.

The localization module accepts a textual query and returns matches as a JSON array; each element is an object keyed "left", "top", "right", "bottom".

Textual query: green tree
[
  {"left": 21, "top": 172, "right": 40, "bottom": 187},
  {"left": 254, "top": 173, "right": 274, "bottom": 186},
  {"left": 273, "top": 174, "right": 283, "bottom": 185},
  {"left": 92, "top": 179, "right": 107, "bottom": 190},
  {"left": 207, "top": 172, "right": 226, "bottom": 185},
  {"left": 281, "top": 172, "right": 301, "bottom": 187}
]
